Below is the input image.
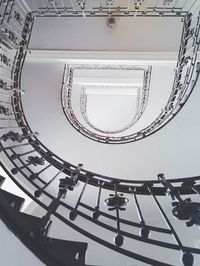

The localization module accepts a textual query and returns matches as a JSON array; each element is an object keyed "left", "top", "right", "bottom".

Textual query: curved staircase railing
[{"left": 1, "top": 1, "right": 200, "bottom": 266}]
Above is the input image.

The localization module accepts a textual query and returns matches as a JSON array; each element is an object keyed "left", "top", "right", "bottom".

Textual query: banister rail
[{"left": 1, "top": 1, "right": 200, "bottom": 265}]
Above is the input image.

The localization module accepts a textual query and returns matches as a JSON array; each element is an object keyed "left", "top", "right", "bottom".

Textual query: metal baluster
[
  {"left": 48, "top": 0, "right": 59, "bottom": 14},
  {"left": 124, "top": 0, "right": 130, "bottom": 14},
  {"left": 6, "top": 0, "right": 15, "bottom": 24},
  {"left": 191, "top": 185, "right": 200, "bottom": 196},
  {"left": 0, "top": 44, "right": 16, "bottom": 58},
  {"left": 70, "top": 0, "right": 77, "bottom": 14},
  {"left": 92, "top": 180, "right": 104, "bottom": 220},
  {"left": 3, "top": 21, "right": 27, "bottom": 44},
  {"left": 70, "top": 163, "right": 83, "bottom": 185},
  {"left": 0, "top": 131, "right": 38, "bottom": 143},
  {"left": 0, "top": 36, "right": 16, "bottom": 50},
  {"left": 181, "top": 179, "right": 200, "bottom": 196},
  {"left": 0, "top": 0, "right": 4, "bottom": 7},
  {"left": 77, "top": 0, "right": 86, "bottom": 17},
  {"left": 134, "top": 0, "right": 144, "bottom": 16},
  {"left": 34, "top": 164, "right": 67, "bottom": 198},
  {"left": 0, "top": 0, "right": 11, "bottom": 26},
  {"left": 1, "top": 28, "right": 19, "bottom": 47},
  {"left": 148, "top": 183, "right": 194, "bottom": 266},
  {"left": 29, "top": 163, "right": 51, "bottom": 181},
  {"left": 99, "top": 0, "right": 103, "bottom": 13},
  {"left": 69, "top": 168, "right": 91, "bottom": 221},
  {"left": 143, "top": 0, "right": 151, "bottom": 14},
  {"left": 153, "top": 0, "right": 160, "bottom": 12},
  {"left": 0, "top": 104, "right": 12, "bottom": 115},
  {"left": 11, "top": 8, "right": 25, "bottom": 29},
  {"left": 17, "top": 0, "right": 30, "bottom": 15},
  {"left": 106, "top": 0, "right": 113, "bottom": 15},
  {"left": 158, "top": 174, "right": 200, "bottom": 227},
  {"left": 11, "top": 155, "right": 45, "bottom": 175},
  {"left": 31, "top": 172, "right": 79, "bottom": 237},
  {"left": 10, "top": 17, "right": 23, "bottom": 35},
  {"left": 188, "top": 7, "right": 200, "bottom": 25},
  {"left": 0, "top": 54, "right": 12, "bottom": 70},
  {"left": 172, "top": 0, "right": 180, "bottom": 10},
  {"left": 105, "top": 181, "right": 129, "bottom": 247},
  {"left": 60, "top": 0, "right": 65, "bottom": 8},
  {"left": 11, "top": 3, "right": 26, "bottom": 22},
  {"left": 10, "top": 149, "right": 35, "bottom": 160},
  {"left": 188, "top": 0, "right": 198, "bottom": 13},
  {"left": 19, "top": 0, "right": 32, "bottom": 13},
  {"left": 129, "top": 187, "right": 150, "bottom": 238},
  {"left": 0, "top": 47, "right": 14, "bottom": 62},
  {"left": 89, "top": 0, "right": 94, "bottom": 15}
]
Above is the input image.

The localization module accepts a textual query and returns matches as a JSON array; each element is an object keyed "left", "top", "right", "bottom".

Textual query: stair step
[
  {"left": 19, "top": 213, "right": 88, "bottom": 265},
  {"left": 39, "top": 237, "right": 88, "bottom": 266},
  {"left": 0, "top": 190, "right": 88, "bottom": 265},
  {"left": 0, "top": 175, "right": 5, "bottom": 187},
  {"left": 0, "top": 189, "right": 25, "bottom": 211},
  {"left": 19, "top": 212, "right": 42, "bottom": 226}
]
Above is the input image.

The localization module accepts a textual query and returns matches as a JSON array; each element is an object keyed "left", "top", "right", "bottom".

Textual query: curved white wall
[{"left": 21, "top": 58, "right": 200, "bottom": 180}]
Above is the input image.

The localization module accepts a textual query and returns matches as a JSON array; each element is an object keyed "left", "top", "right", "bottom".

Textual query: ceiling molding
[{"left": 26, "top": 50, "right": 195, "bottom": 64}]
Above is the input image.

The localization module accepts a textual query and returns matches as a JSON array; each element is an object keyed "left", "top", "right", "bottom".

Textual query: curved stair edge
[{"left": 0, "top": 181, "right": 91, "bottom": 266}]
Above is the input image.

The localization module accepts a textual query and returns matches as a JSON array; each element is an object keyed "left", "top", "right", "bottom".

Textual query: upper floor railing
[
  {"left": 1, "top": 1, "right": 200, "bottom": 265},
  {"left": 30, "top": 0, "right": 198, "bottom": 18}
]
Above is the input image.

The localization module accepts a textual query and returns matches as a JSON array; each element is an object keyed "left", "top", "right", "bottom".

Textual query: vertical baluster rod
[
  {"left": 148, "top": 184, "right": 194, "bottom": 266},
  {"left": 29, "top": 163, "right": 51, "bottom": 181},
  {"left": 130, "top": 187, "right": 150, "bottom": 238},
  {"left": 34, "top": 164, "right": 67, "bottom": 198},
  {"left": 92, "top": 180, "right": 104, "bottom": 220},
  {"left": 69, "top": 175, "right": 89, "bottom": 221}
]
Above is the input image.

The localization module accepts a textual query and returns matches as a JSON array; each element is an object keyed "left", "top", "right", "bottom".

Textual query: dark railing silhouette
[{"left": 1, "top": 1, "right": 200, "bottom": 266}]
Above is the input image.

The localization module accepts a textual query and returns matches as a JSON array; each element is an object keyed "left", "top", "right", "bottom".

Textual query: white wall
[{"left": 21, "top": 58, "right": 200, "bottom": 180}]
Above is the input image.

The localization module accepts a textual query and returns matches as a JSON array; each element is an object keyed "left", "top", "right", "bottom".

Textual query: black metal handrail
[{"left": 1, "top": 1, "right": 200, "bottom": 266}]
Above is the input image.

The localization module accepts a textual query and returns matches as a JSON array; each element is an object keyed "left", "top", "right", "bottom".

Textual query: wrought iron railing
[
  {"left": 62, "top": 64, "right": 152, "bottom": 139},
  {"left": 61, "top": 7, "right": 200, "bottom": 144},
  {"left": 29, "top": 0, "right": 196, "bottom": 18},
  {"left": 1, "top": 1, "right": 200, "bottom": 265}
]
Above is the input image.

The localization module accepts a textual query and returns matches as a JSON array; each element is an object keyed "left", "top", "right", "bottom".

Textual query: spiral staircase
[{"left": 1, "top": 0, "right": 200, "bottom": 265}]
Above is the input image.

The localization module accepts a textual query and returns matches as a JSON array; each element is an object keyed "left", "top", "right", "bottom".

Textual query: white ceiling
[
  {"left": 29, "top": 16, "right": 183, "bottom": 52},
  {"left": 81, "top": 91, "right": 139, "bottom": 132}
]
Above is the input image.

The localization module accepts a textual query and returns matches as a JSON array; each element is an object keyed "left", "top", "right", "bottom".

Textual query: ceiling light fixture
[{"left": 106, "top": 16, "right": 116, "bottom": 28}]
